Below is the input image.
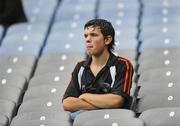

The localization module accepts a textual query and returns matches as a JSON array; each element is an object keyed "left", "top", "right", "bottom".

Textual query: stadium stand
[
  {"left": 1, "top": 0, "right": 180, "bottom": 126},
  {"left": 135, "top": 0, "right": 180, "bottom": 125}
]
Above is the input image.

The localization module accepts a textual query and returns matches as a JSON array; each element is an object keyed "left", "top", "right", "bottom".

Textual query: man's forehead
[{"left": 84, "top": 25, "right": 101, "bottom": 32}]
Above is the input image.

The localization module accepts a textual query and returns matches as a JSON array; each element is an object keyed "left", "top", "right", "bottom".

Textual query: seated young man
[{"left": 62, "top": 19, "right": 134, "bottom": 120}]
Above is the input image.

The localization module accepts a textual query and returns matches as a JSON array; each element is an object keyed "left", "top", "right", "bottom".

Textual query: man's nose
[{"left": 85, "top": 35, "right": 91, "bottom": 43}]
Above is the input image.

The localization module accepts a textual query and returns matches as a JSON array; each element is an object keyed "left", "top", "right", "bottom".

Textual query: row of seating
[
  {"left": 135, "top": 0, "right": 180, "bottom": 125},
  {"left": 8, "top": 0, "right": 95, "bottom": 126},
  {"left": 0, "top": 0, "right": 59, "bottom": 126}
]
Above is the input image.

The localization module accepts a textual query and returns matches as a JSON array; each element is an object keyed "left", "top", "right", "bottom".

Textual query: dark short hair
[{"left": 84, "top": 19, "right": 115, "bottom": 52}]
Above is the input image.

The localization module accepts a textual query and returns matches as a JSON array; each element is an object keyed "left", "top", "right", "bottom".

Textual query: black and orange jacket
[{"left": 63, "top": 52, "right": 134, "bottom": 108}]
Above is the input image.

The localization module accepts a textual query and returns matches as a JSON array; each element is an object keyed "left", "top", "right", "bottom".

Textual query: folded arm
[
  {"left": 62, "top": 97, "right": 98, "bottom": 111},
  {"left": 79, "top": 93, "right": 124, "bottom": 109}
]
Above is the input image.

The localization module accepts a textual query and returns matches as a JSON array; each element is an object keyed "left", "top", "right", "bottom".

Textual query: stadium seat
[
  {"left": 6, "top": 23, "right": 48, "bottom": 36},
  {"left": 82, "top": 118, "right": 144, "bottom": 126},
  {"left": 138, "top": 47, "right": 180, "bottom": 62},
  {"left": 10, "top": 120, "right": 71, "bottom": 126},
  {"left": 0, "top": 99, "right": 16, "bottom": 122},
  {"left": 138, "top": 56, "right": 180, "bottom": 74},
  {"left": 28, "top": 72, "right": 70, "bottom": 88},
  {"left": 38, "top": 52, "right": 85, "bottom": 65},
  {"left": 61, "top": 0, "right": 96, "bottom": 5},
  {"left": 140, "top": 107, "right": 180, "bottom": 126},
  {"left": 137, "top": 79, "right": 180, "bottom": 98},
  {"left": 140, "top": 37, "right": 180, "bottom": 50},
  {"left": 0, "top": 114, "right": 8, "bottom": 126},
  {"left": 22, "top": 0, "right": 57, "bottom": 23},
  {"left": 138, "top": 76, "right": 180, "bottom": 87},
  {"left": 2, "top": 32, "right": 45, "bottom": 47},
  {"left": 43, "top": 32, "right": 86, "bottom": 54},
  {"left": 34, "top": 62, "right": 75, "bottom": 76},
  {"left": 0, "top": 86, "right": 22, "bottom": 106},
  {"left": 17, "top": 97, "right": 64, "bottom": 114},
  {"left": 23, "top": 84, "right": 66, "bottom": 102},
  {"left": 73, "top": 109, "right": 136, "bottom": 126},
  {"left": 115, "top": 50, "right": 136, "bottom": 68},
  {"left": 141, "top": 0, "right": 180, "bottom": 6},
  {"left": 0, "top": 64, "right": 33, "bottom": 80},
  {"left": 50, "top": 21, "right": 85, "bottom": 33},
  {"left": 56, "top": 8, "right": 95, "bottom": 22},
  {"left": 0, "top": 55, "right": 36, "bottom": 68},
  {"left": 0, "top": 44, "right": 41, "bottom": 58},
  {"left": 11, "top": 111, "right": 70, "bottom": 122},
  {"left": 138, "top": 67, "right": 180, "bottom": 83},
  {"left": 55, "top": 0, "right": 96, "bottom": 22},
  {"left": 136, "top": 94, "right": 180, "bottom": 113},
  {"left": 11, "top": 111, "right": 71, "bottom": 126},
  {"left": 139, "top": 25, "right": 180, "bottom": 43},
  {"left": 0, "top": 74, "right": 27, "bottom": 90}
]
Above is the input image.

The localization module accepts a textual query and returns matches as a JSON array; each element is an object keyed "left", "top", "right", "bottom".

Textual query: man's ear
[{"left": 105, "top": 35, "right": 112, "bottom": 45}]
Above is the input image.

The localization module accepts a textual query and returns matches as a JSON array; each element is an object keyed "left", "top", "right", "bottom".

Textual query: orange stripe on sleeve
[{"left": 118, "top": 57, "right": 132, "bottom": 95}]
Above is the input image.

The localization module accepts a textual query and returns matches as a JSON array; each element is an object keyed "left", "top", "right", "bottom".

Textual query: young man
[{"left": 62, "top": 19, "right": 133, "bottom": 120}]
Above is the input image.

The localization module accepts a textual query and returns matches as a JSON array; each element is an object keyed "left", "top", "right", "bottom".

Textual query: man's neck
[{"left": 91, "top": 50, "right": 110, "bottom": 67}]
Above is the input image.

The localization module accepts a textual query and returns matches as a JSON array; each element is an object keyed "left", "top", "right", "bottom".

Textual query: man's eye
[
  {"left": 84, "top": 35, "right": 87, "bottom": 38},
  {"left": 91, "top": 33, "right": 97, "bottom": 36}
]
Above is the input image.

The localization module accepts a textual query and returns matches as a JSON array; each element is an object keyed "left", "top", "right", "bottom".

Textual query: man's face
[{"left": 84, "top": 26, "right": 108, "bottom": 56}]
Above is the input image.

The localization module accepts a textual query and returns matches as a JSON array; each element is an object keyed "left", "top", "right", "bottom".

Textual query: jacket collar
[{"left": 84, "top": 52, "right": 117, "bottom": 68}]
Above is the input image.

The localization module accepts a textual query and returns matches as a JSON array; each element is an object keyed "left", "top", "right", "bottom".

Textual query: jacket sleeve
[
  {"left": 111, "top": 58, "right": 134, "bottom": 108},
  {"left": 62, "top": 63, "right": 82, "bottom": 101}
]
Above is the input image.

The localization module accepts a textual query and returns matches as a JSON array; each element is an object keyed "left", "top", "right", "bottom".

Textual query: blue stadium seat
[
  {"left": 0, "top": 44, "right": 41, "bottom": 57},
  {"left": 2, "top": 32, "right": 45, "bottom": 47},
  {"left": 6, "top": 23, "right": 48, "bottom": 36},
  {"left": 61, "top": 0, "right": 96, "bottom": 5},
  {"left": 22, "top": 0, "right": 57, "bottom": 23},
  {"left": 51, "top": 21, "right": 84, "bottom": 33}
]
